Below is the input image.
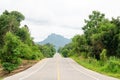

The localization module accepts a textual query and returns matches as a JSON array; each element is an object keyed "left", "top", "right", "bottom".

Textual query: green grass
[
  {"left": 0, "top": 78, "right": 3, "bottom": 80},
  {"left": 71, "top": 54, "right": 120, "bottom": 79}
]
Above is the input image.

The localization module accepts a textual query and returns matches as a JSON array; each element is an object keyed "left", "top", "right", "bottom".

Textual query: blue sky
[{"left": 0, "top": 0, "right": 120, "bottom": 41}]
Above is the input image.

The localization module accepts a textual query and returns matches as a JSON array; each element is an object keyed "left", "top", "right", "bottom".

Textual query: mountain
[{"left": 39, "top": 33, "right": 71, "bottom": 51}]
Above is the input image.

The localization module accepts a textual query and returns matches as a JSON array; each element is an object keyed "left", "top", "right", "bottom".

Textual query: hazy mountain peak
[{"left": 39, "top": 33, "right": 71, "bottom": 50}]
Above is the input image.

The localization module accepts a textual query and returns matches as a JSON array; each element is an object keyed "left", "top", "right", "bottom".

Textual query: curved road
[{"left": 4, "top": 53, "right": 119, "bottom": 80}]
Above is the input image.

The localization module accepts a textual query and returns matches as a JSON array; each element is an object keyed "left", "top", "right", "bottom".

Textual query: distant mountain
[{"left": 39, "top": 33, "right": 71, "bottom": 51}]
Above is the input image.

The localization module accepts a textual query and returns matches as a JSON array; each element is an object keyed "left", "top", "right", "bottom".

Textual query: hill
[{"left": 39, "top": 33, "right": 71, "bottom": 51}]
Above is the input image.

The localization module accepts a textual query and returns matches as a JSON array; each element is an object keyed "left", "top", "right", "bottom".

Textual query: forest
[
  {"left": 0, "top": 10, "right": 56, "bottom": 73},
  {"left": 58, "top": 11, "right": 120, "bottom": 78}
]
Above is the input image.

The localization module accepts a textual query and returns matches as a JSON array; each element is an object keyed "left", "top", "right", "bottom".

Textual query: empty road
[{"left": 4, "top": 53, "right": 119, "bottom": 80}]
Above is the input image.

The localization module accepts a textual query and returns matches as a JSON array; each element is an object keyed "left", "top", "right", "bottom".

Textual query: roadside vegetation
[
  {"left": 0, "top": 10, "right": 56, "bottom": 77},
  {"left": 58, "top": 11, "right": 120, "bottom": 78},
  {"left": 39, "top": 43, "right": 56, "bottom": 58}
]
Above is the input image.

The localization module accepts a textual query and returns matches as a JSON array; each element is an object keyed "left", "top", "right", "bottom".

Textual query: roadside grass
[
  {"left": 0, "top": 78, "right": 3, "bottom": 80},
  {"left": 71, "top": 54, "right": 120, "bottom": 79}
]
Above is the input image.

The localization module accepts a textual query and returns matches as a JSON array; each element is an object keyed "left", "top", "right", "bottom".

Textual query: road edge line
[
  {"left": 19, "top": 59, "right": 48, "bottom": 80},
  {"left": 67, "top": 58, "right": 99, "bottom": 80}
]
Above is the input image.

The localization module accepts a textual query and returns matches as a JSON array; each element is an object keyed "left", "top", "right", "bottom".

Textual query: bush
[
  {"left": 61, "top": 49, "right": 68, "bottom": 57},
  {"left": 100, "top": 49, "right": 107, "bottom": 62},
  {"left": 31, "top": 45, "right": 44, "bottom": 60},
  {"left": 2, "top": 58, "right": 21, "bottom": 73},
  {"left": 19, "top": 44, "right": 33, "bottom": 59},
  {"left": 1, "top": 32, "right": 22, "bottom": 73},
  {"left": 101, "top": 57, "right": 120, "bottom": 73},
  {"left": 81, "top": 52, "right": 88, "bottom": 58},
  {"left": 39, "top": 44, "right": 56, "bottom": 58}
]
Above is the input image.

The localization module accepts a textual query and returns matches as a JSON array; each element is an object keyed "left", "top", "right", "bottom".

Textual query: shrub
[
  {"left": 101, "top": 57, "right": 120, "bottom": 73},
  {"left": 2, "top": 58, "right": 21, "bottom": 73},
  {"left": 100, "top": 49, "right": 107, "bottom": 62},
  {"left": 19, "top": 44, "right": 32, "bottom": 59},
  {"left": 39, "top": 44, "right": 56, "bottom": 58},
  {"left": 61, "top": 49, "right": 68, "bottom": 57},
  {"left": 31, "top": 45, "right": 44, "bottom": 60},
  {"left": 81, "top": 52, "right": 88, "bottom": 58},
  {"left": 1, "top": 32, "right": 22, "bottom": 73}
]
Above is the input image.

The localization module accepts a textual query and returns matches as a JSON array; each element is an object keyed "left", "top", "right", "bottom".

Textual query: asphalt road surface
[{"left": 4, "top": 53, "right": 119, "bottom": 80}]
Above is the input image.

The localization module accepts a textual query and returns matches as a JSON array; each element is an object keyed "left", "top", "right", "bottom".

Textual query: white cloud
[{"left": 0, "top": 0, "right": 120, "bottom": 41}]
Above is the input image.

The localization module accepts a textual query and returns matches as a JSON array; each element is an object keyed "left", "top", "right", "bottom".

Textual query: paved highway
[{"left": 4, "top": 53, "right": 119, "bottom": 80}]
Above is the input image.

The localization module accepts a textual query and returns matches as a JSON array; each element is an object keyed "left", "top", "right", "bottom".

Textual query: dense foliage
[
  {"left": 59, "top": 11, "right": 120, "bottom": 58},
  {"left": 59, "top": 11, "right": 120, "bottom": 78},
  {"left": 39, "top": 43, "right": 56, "bottom": 58},
  {"left": 0, "top": 10, "right": 55, "bottom": 73},
  {"left": 1, "top": 32, "right": 22, "bottom": 73}
]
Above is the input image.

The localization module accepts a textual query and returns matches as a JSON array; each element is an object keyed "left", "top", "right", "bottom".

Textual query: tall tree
[
  {"left": 1, "top": 32, "right": 22, "bottom": 73},
  {"left": 0, "top": 10, "right": 25, "bottom": 48},
  {"left": 16, "top": 25, "right": 33, "bottom": 46}
]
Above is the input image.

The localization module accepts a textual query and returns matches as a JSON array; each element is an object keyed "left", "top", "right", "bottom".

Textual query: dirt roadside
[{"left": 0, "top": 60, "right": 39, "bottom": 78}]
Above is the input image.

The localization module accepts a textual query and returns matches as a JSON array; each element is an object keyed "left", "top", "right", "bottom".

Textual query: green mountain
[{"left": 39, "top": 33, "right": 71, "bottom": 51}]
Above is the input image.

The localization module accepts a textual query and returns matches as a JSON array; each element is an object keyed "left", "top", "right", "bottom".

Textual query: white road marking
[
  {"left": 19, "top": 59, "right": 48, "bottom": 80},
  {"left": 67, "top": 59, "right": 99, "bottom": 80}
]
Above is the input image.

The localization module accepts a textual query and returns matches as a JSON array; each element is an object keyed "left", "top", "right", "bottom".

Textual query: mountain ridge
[{"left": 39, "top": 33, "right": 71, "bottom": 51}]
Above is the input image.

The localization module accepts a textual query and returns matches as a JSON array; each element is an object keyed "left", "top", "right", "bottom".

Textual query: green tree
[
  {"left": 72, "top": 35, "right": 87, "bottom": 53},
  {"left": 0, "top": 10, "right": 44, "bottom": 73},
  {"left": 61, "top": 49, "right": 69, "bottom": 57},
  {"left": 82, "top": 11, "right": 117, "bottom": 59},
  {"left": 39, "top": 43, "right": 56, "bottom": 58},
  {"left": 59, "top": 43, "right": 73, "bottom": 57},
  {"left": 82, "top": 11, "right": 106, "bottom": 59},
  {"left": 16, "top": 26, "right": 33, "bottom": 46},
  {"left": 0, "top": 10, "right": 25, "bottom": 48},
  {"left": 1, "top": 32, "right": 22, "bottom": 73},
  {"left": 10, "top": 11, "right": 25, "bottom": 23},
  {"left": 82, "top": 11, "right": 105, "bottom": 45},
  {"left": 111, "top": 17, "right": 120, "bottom": 57}
]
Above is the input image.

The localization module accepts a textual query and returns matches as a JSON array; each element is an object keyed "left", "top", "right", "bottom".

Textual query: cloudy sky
[{"left": 0, "top": 0, "right": 120, "bottom": 42}]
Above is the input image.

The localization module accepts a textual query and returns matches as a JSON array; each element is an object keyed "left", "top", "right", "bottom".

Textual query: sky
[{"left": 0, "top": 0, "right": 120, "bottom": 42}]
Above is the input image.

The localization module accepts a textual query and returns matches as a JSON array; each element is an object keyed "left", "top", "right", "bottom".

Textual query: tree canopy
[
  {"left": 59, "top": 11, "right": 120, "bottom": 59},
  {"left": 0, "top": 10, "right": 56, "bottom": 73}
]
